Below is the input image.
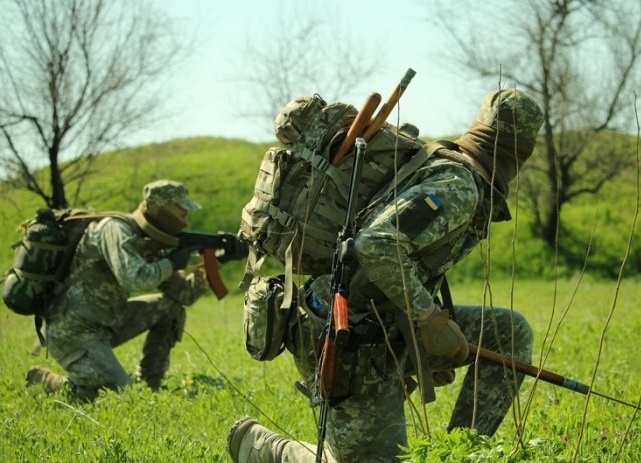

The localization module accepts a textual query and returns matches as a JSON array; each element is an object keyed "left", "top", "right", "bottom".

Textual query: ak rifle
[
  {"left": 177, "top": 231, "right": 248, "bottom": 300},
  {"left": 315, "top": 137, "right": 368, "bottom": 463}
]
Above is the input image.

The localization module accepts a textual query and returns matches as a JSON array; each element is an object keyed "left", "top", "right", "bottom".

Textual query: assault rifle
[
  {"left": 470, "top": 343, "right": 641, "bottom": 410},
  {"left": 315, "top": 137, "right": 368, "bottom": 463},
  {"left": 176, "top": 231, "right": 249, "bottom": 300}
]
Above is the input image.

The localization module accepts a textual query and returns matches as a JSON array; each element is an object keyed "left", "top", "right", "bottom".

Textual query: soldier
[
  {"left": 26, "top": 179, "right": 246, "bottom": 401},
  {"left": 227, "top": 88, "right": 545, "bottom": 462}
]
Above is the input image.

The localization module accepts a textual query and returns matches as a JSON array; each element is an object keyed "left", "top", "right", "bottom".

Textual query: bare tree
[
  {"left": 430, "top": 0, "right": 641, "bottom": 245},
  {"left": 233, "top": 6, "right": 384, "bottom": 137},
  {"left": 0, "top": 0, "right": 185, "bottom": 208}
]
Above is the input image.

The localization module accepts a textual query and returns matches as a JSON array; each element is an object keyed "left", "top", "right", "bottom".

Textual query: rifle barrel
[{"left": 469, "top": 343, "right": 641, "bottom": 410}]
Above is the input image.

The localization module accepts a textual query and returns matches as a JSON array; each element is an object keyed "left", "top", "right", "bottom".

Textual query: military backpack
[
  {"left": 1, "top": 207, "right": 126, "bottom": 343},
  {"left": 239, "top": 94, "right": 428, "bottom": 282}
]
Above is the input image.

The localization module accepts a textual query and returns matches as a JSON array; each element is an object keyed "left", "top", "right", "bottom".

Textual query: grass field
[
  {"left": 2, "top": 276, "right": 640, "bottom": 462},
  {"left": 1, "top": 135, "right": 639, "bottom": 461}
]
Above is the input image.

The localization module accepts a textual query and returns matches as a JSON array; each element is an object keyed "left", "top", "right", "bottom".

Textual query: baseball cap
[{"left": 142, "top": 180, "right": 201, "bottom": 211}]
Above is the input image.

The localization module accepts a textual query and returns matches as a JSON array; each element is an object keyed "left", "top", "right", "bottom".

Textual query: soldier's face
[{"left": 166, "top": 204, "right": 189, "bottom": 224}]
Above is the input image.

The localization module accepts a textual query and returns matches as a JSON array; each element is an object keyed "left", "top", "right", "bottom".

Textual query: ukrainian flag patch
[{"left": 424, "top": 194, "right": 442, "bottom": 210}]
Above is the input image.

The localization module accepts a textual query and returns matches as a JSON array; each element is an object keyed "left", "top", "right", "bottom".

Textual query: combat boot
[
  {"left": 26, "top": 366, "right": 67, "bottom": 393},
  {"left": 227, "top": 416, "right": 288, "bottom": 462}
]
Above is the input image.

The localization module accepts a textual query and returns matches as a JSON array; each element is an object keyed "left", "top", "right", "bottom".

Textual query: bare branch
[
  {"left": 430, "top": 0, "right": 641, "bottom": 245},
  {"left": 0, "top": 0, "right": 187, "bottom": 207}
]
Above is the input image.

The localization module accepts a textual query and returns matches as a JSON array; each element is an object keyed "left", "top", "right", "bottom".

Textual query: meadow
[
  {"left": 1, "top": 136, "right": 640, "bottom": 461},
  {"left": 2, "top": 278, "right": 640, "bottom": 462}
]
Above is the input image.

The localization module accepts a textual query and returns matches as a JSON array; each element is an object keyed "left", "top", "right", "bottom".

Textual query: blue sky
[{"left": 134, "top": 0, "right": 495, "bottom": 146}]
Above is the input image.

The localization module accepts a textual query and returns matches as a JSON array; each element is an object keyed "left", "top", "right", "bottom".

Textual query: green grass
[
  {"left": 2, "top": 278, "right": 641, "bottom": 462},
  {"left": 1, "top": 136, "right": 640, "bottom": 461}
]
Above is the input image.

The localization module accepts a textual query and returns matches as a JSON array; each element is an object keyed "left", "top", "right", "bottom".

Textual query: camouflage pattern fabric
[
  {"left": 280, "top": 303, "right": 532, "bottom": 462},
  {"left": 355, "top": 157, "right": 484, "bottom": 320},
  {"left": 45, "top": 216, "right": 207, "bottom": 399},
  {"left": 257, "top": 156, "right": 533, "bottom": 461},
  {"left": 142, "top": 179, "right": 201, "bottom": 211},
  {"left": 236, "top": 89, "right": 542, "bottom": 462},
  {"left": 455, "top": 88, "right": 544, "bottom": 197}
]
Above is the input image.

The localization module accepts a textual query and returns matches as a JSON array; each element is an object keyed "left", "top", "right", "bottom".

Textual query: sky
[{"left": 133, "top": 0, "right": 493, "bottom": 147}]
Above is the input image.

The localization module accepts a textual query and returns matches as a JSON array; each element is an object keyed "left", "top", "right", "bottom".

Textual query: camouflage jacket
[
  {"left": 49, "top": 216, "right": 207, "bottom": 328},
  {"left": 352, "top": 155, "right": 491, "bottom": 320}
]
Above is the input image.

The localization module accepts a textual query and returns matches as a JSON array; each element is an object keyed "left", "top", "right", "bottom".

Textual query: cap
[
  {"left": 475, "top": 88, "right": 544, "bottom": 140},
  {"left": 142, "top": 180, "right": 201, "bottom": 211}
]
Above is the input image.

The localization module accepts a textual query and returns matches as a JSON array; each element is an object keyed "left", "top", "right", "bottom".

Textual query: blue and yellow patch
[{"left": 424, "top": 194, "right": 442, "bottom": 210}]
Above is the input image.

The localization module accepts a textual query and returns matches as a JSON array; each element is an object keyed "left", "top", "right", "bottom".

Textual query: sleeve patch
[{"left": 424, "top": 194, "right": 442, "bottom": 210}]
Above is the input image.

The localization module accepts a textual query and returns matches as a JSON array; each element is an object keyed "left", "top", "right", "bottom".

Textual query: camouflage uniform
[
  {"left": 228, "top": 88, "right": 544, "bottom": 462},
  {"left": 43, "top": 180, "right": 208, "bottom": 401}
]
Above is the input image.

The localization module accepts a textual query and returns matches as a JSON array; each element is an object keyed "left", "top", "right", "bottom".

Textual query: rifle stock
[{"left": 468, "top": 343, "right": 590, "bottom": 394}]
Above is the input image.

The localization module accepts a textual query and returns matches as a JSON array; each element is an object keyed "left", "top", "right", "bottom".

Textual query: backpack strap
[{"left": 355, "top": 143, "right": 433, "bottom": 226}]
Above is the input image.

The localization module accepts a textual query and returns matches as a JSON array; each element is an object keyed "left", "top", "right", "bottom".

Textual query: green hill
[{"left": 1, "top": 135, "right": 639, "bottom": 284}]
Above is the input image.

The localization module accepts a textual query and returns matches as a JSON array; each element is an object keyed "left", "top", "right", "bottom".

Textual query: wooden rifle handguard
[
  {"left": 318, "top": 338, "right": 338, "bottom": 399},
  {"left": 332, "top": 292, "right": 350, "bottom": 347}
]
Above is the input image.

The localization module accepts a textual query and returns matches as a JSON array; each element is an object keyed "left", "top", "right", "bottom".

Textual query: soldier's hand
[
  {"left": 166, "top": 245, "right": 200, "bottom": 270},
  {"left": 218, "top": 234, "right": 249, "bottom": 264},
  {"left": 416, "top": 306, "right": 469, "bottom": 362}
]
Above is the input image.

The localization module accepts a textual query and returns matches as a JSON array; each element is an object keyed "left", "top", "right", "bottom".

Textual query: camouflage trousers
[
  {"left": 277, "top": 304, "right": 533, "bottom": 462},
  {"left": 46, "top": 293, "right": 186, "bottom": 401}
]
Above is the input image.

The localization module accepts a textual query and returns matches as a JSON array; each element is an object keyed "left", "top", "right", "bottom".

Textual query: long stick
[
  {"left": 469, "top": 343, "right": 641, "bottom": 410},
  {"left": 332, "top": 92, "right": 381, "bottom": 166},
  {"left": 362, "top": 68, "right": 416, "bottom": 142}
]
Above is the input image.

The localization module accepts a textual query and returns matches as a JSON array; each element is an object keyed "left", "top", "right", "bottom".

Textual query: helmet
[{"left": 475, "top": 88, "right": 544, "bottom": 140}]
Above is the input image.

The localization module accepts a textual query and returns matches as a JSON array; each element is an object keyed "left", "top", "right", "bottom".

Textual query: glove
[
  {"left": 432, "top": 369, "right": 456, "bottom": 387},
  {"left": 166, "top": 245, "right": 199, "bottom": 270},
  {"left": 416, "top": 306, "right": 469, "bottom": 363},
  {"left": 217, "top": 234, "right": 249, "bottom": 264}
]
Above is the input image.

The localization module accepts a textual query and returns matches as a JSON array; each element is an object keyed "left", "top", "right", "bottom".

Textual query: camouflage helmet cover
[
  {"left": 142, "top": 179, "right": 200, "bottom": 211},
  {"left": 475, "top": 88, "right": 544, "bottom": 140}
]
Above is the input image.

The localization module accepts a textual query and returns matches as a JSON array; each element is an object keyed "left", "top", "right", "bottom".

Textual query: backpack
[
  {"left": 2, "top": 207, "right": 126, "bottom": 343},
  {"left": 239, "top": 94, "right": 428, "bottom": 291},
  {"left": 243, "top": 274, "right": 296, "bottom": 361}
]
